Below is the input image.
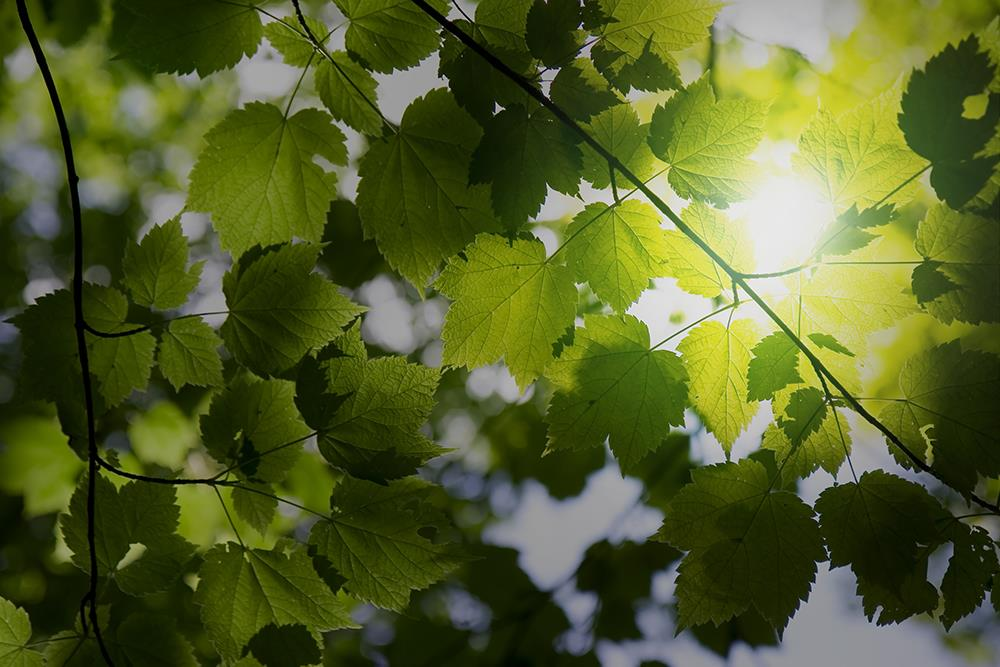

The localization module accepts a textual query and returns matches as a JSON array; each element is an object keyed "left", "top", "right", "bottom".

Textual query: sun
[{"left": 732, "top": 173, "right": 835, "bottom": 274}]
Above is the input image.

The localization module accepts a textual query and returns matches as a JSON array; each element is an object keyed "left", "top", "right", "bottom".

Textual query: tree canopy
[{"left": 0, "top": 0, "right": 998, "bottom": 665}]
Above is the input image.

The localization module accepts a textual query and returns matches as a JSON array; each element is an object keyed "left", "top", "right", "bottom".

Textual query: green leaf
[
  {"left": 658, "top": 458, "right": 824, "bottom": 633},
  {"left": 526, "top": 0, "right": 583, "bottom": 67},
  {"left": 663, "top": 201, "right": 753, "bottom": 298},
  {"left": 11, "top": 286, "right": 155, "bottom": 408},
  {"left": 580, "top": 104, "right": 660, "bottom": 189},
  {"left": 475, "top": 0, "right": 533, "bottom": 52},
  {"left": 0, "top": 416, "right": 83, "bottom": 517},
  {"left": 247, "top": 624, "right": 322, "bottom": 667},
  {"left": 436, "top": 234, "right": 577, "bottom": 389},
  {"left": 775, "top": 258, "right": 918, "bottom": 386},
  {"left": 545, "top": 314, "right": 688, "bottom": 467},
  {"left": 263, "top": 17, "right": 324, "bottom": 67},
  {"left": 761, "top": 404, "right": 850, "bottom": 479},
  {"left": 649, "top": 75, "right": 767, "bottom": 205},
  {"left": 549, "top": 59, "right": 620, "bottom": 121},
  {"left": 0, "top": 597, "right": 43, "bottom": 667},
  {"left": 9, "top": 290, "right": 78, "bottom": 405},
  {"left": 438, "top": 20, "right": 535, "bottom": 125},
  {"left": 746, "top": 331, "right": 802, "bottom": 401},
  {"left": 114, "top": 615, "right": 198, "bottom": 667},
  {"left": 677, "top": 319, "right": 761, "bottom": 454},
  {"left": 316, "top": 52, "right": 384, "bottom": 136},
  {"left": 85, "top": 285, "right": 156, "bottom": 406},
  {"left": 356, "top": 89, "right": 500, "bottom": 287},
  {"left": 334, "top": 0, "right": 448, "bottom": 72},
  {"left": 815, "top": 470, "right": 945, "bottom": 622},
  {"left": 195, "top": 542, "right": 355, "bottom": 661},
  {"left": 899, "top": 36, "right": 1000, "bottom": 208},
  {"left": 61, "top": 475, "right": 195, "bottom": 596},
  {"left": 776, "top": 387, "right": 827, "bottom": 449},
  {"left": 308, "top": 476, "right": 466, "bottom": 610},
  {"left": 304, "top": 352, "right": 444, "bottom": 483},
  {"left": 109, "top": 0, "right": 262, "bottom": 76},
  {"left": 591, "top": 38, "right": 681, "bottom": 94},
  {"left": 187, "top": 104, "right": 347, "bottom": 255},
  {"left": 911, "top": 261, "right": 959, "bottom": 306},
  {"left": 220, "top": 243, "right": 362, "bottom": 377},
  {"left": 593, "top": 0, "right": 719, "bottom": 93},
  {"left": 201, "top": 375, "right": 311, "bottom": 484},
  {"left": 122, "top": 218, "right": 202, "bottom": 310},
  {"left": 232, "top": 484, "right": 278, "bottom": 536},
  {"left": 877, "top": 341, "right": 1000, "bottom": 493},
  {"left": 157, "top": 317, "right": 224, "bottom": 390},
  {"left": 914, "top": 204, "right": 999, "bottom": 324},
  {"left": 563, "top": 200, "right": 667, "bottom": 312},
  {"left": 806, "top": 332, "right": 854, "bottom": 357},
  {"left": 811, "top": 204, "right": 894, "bottom": 260},
  {"left": 794, "top": 86, "right": 925, "bottom": 212},
  {"left": 940, "top": 524, "right": 999, "bottom": 629},
  {"left": 128, "top": 401, "right": 198, "bottom": 469},
  {"left": 470, "top": 106, "right": 583, "bottom": 226}
]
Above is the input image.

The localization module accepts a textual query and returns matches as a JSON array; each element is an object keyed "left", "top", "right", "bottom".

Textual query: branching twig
[
  {"left": 408, "top": 0, "right": 1000, "bottom": 515},
  {"left": 290, "top": 0, "right": 397, "bottom": 135},
  {"left": 15, "top": 2, "right": 117, "bottom": 663}
]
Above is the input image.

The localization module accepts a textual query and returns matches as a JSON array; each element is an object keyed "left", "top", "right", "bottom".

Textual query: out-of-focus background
[{"left": 0, "top": 0, "right": 998, "bottom": 665}]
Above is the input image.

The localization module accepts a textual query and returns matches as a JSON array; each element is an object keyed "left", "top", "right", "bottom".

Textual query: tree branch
[
  {"left": 409, "top": 0, "right": 1000, "bottom": 515},
  {"left": 290, "top": 0, "right": 397, "bottom": 135},
  {"left": 15, "top": 2, "right": 117, "bottom": 663}
]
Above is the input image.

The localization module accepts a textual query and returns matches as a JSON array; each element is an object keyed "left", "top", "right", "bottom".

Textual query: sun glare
[{"left": 734, "top": 174, "right": 835, "bottom": 274}]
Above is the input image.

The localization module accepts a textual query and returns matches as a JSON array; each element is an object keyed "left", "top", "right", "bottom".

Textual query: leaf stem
[
  {"left": 409, "top": 0, "right": 1000, "bottom": 516},
  {"left": 15, "top": 2, "right": 116, "bottom": 663},
  {"left": 83, "top": 310, "right": 230, "bottom": 339},
  {"left": 214, "top": 486, "right": 245, "bottom": 547},
  {"left": 650, "top": 302, "right": 738, "bottom": 351},
  {"left": 291, "top": 0, "right": 398, "bottom": 135}
]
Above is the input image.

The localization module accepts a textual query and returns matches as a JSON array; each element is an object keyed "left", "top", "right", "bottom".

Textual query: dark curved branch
[
  {"left": 408, "top": 0, "right": 1000, "bottom": 515},
  {"left": 15, "top": 2, "right": 117, "bottom": 664}
]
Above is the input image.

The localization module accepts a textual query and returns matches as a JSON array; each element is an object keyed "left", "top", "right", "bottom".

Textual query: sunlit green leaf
[
  {"left": 436, "top": 234, "right": 577, "bottom": 389},
  {"left": 678, "top": 319, "right": 761, "bottom": 454},
  {"left": 649, "top": 75, "right": 767, "bottom": 205},
  {"left": 187, "top": 104, "right": 347, "bottom": 254},
  {"left": 563, "top": 200, "right": 667, "bottom": 312}
]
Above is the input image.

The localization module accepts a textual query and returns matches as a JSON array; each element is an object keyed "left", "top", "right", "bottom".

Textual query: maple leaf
[
  {"left": 357, "top": 89, "right": 501, "bottom": 287},
  {"left": 187, "top": 104, "right": 346, "bottom": 255},
  {"left": 563, "top": 200, "right": 667, "bottom": 313},
  {"left": 658, "top": 458, "right": 824, "bottom": 633},
  {"left": 195, "top": 542, "right": 355, "bottom": 661},
  {"left": 649, "top": 75, "right": 768, "bottom": 205},
  {"left": 308, "top": 476, "right": 466, "bottom": 610},
  {"left": 678, "top": 319, "right": 762, "bottom": 454},
  {"left": 436, "top": 234, "right": 577, "bottom": 389},
  {"left": 794, "top": 86, "right": 925, "bottom": 212},
  {"left": 545, "top": 314, "right": 688, "bottom": 467},
  {"left": 110, "top": 0, "right": 261, "bottom": 76}
]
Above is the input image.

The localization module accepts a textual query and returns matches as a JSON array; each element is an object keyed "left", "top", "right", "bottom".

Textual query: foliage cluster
[{"left": 0, "top": 0, "right": 998, "bottom": 665}]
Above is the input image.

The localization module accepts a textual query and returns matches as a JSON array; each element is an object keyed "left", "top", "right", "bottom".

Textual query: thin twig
[
  {"left": 15, "top": 2, "right": 117, "bottom": 663},
  {"left": 290, "top": 0, "right": 397, "bottom": 135}
]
